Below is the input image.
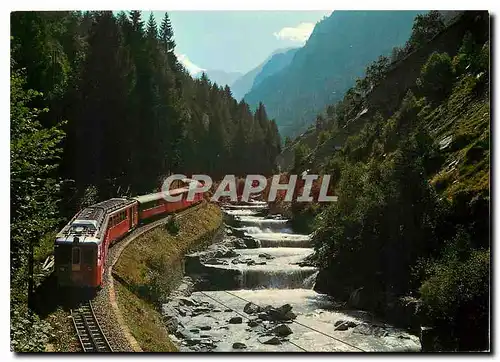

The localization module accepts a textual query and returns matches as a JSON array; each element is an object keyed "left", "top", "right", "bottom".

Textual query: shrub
[
  {"left": 419, "top": 228, "right": 489, "bottom": 350},
  {"left": 11, "top": 305, "right": 52, "bottom": 352},
  {"left": 165, "top": 215, "right": 180, "bottom": 235},
  {"left": 417, "top": 52, "right": 455, "bottom": 102}
]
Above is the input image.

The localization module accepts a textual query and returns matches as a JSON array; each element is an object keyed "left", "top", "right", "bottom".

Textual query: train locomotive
[{"left": 54, "top": 178, "right": 204, "bottom": 288}]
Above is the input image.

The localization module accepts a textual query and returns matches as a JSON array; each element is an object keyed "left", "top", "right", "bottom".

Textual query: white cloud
[
  {"left": 176, "top": 53, "right": 206, "bottom": 76},
  {"left": 273, "top": 22, "right": 315, "bottom": 43}
]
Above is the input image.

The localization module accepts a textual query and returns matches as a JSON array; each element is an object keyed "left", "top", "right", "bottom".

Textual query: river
[{"left": 161, "top": 202, "right": 421, "bottom": 352}]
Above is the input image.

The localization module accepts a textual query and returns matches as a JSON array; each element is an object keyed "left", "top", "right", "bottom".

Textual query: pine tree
[
  {"left": 129, "top": 10, "right": 144, "bottom": 35},
  {"left": 159, "top": 12, "right": 176, "bottom": 53},
  {"left": 146, "top": 12, "right": 158, "bottom": 40}
]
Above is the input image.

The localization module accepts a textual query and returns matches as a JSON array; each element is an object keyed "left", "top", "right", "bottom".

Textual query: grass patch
[
  {"left": 114, "top": 280, "right": 178, "bottom": 352},
  {"left": 113, "top": 202, "right": 222, "bottom": 352}
]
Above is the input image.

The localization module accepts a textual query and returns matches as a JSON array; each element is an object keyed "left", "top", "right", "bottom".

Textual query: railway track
[
  {"left": 68, "top": 201, "right": 209, "bottom": 352},
  {"left": 71, "top": 301, "right": 113, "bottom": 352}
]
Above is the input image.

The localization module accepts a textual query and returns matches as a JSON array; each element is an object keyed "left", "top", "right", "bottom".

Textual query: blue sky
[{"left": 147, "top": 11, "right": 332, "bottom": 74}]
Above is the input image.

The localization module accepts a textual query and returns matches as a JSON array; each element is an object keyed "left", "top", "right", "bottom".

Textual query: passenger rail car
[{"left": 54, "top": 179, "right": 204, "bottom": 288}]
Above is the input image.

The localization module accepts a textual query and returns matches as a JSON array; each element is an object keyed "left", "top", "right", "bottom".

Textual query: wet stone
[
  {"left": 243, "top": 302, "right": 261, "bottom": 314},
  {"left": 204, "top": 258, "right": 229, "bottom": 266},
  {"left": 198, "top": 325, "right": 212, "bottom": 331},
  {"left": 271, "top": 324, "right": 293, "bottom": 337},
  {"left": 179, "top": 297, "right": 197, "bottom": 306},
  {"left": 229, "top": 316, "right": 243, "bottom": 324},
  {"left": 233, "top": 342, "right": 247, "bottom": 349},
  {"left": 247, "top": 320, "right": 260, "bottom": 327},
  {"left": 334, "top": 320, "right": 358, "bottom": 330},
  {"left": 259, "top": 336, "right": 282, "bottom": 345},
  {"left": 185, "top": 338, "right": 202, "bottom": 346},
  {"left": 164, "top": 316, "right": 179, "bottom": 333}
]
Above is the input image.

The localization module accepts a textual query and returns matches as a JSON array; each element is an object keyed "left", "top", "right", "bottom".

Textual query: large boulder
[
  {"left": 244, "top": 302, "right": 261, "bottom": 314},
  {"left": 229, "top": 316, "right": 243, "bottom": 324},
  {"left": 243, "top": 237, "right": 261, "bottom": 249},
  {"left": 271, "top": 324, "right": 293, "bottom": 337}
]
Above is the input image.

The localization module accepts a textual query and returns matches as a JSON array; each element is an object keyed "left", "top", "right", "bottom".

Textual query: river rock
[
  {"left": 244, "top": 237, "right": 261, "bottom": 249},
  {"left": 192, "top": 306, "right": 211, "bottom": 316},
  {"left": 247, "top": 260, "right": 256, "bottom": 266},
  {"left": 244, "top": 302, "right": 261, "bottom": 314},
  {"left": 176, "top": 307, "right": 189, "bottom": 317},
  {"left": 265, "top": 304, "right": 296, "bottom": 321},
  {"left": 334, "top": 320, "right": 358, "bottom": 330},
  {"left": 259, "top": 336, "right": 282, "bottom": 345},
  {"left": 198, "top": 325, "right": 212, "bottom": 331},
  {"left": 229, "top": 316, "right": 243, "bottom": 324},
  {"left": 189, "top": 328, "right": 200, "bottom": 334},
  {"left": 233, "top": 342, "right": 247, "bottom": 349},
  {"left": 204, "top": 258, "right": 229, "bottom": 266},
  {"left": 164, "top": 315, "right": 179, "bottom": 333},
  {"left": 179, "top": 297, "right": 197, "bottom": 306},
  {"left": 258, "top": 253, "right": 275, "bottom": 260},
  {"left": 214, "top": 246, "right": 239, "bottom": 258},
  {"left": 271, "top": 324, "right": 293, "bottom": 337},
  {"left": 232, "top": 238, "right": 247, "bottom": 249},
  {"left": 174, "top": 328, "right": 187, "bottom": 339},
  {"left": 247, "top": 319, "right": 261, "bottom": 327}
]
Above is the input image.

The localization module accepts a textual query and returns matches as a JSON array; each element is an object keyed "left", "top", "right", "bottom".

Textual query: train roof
[
  {"left": 133, "top": 187, "right": 189, "bottom": 204},
  {"left": 56, "top": 198, "right": 136, "bottom": 244}
]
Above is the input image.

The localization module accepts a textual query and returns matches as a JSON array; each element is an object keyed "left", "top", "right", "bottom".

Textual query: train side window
[{"left": 72, "top": 248, "right": 81, "bottom": 265}]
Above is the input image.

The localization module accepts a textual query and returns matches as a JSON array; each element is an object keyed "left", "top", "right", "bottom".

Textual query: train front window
[
  {"left": 72, "top": 248, "right": 81, "bottom": 265},
  {"left": 82, "top": 247, "right": 96, "bottom": 265}
]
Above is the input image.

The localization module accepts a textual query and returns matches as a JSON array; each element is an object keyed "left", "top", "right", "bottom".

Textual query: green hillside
[{"left": 286, "top": 11, "right": 490, "bottom": 351}]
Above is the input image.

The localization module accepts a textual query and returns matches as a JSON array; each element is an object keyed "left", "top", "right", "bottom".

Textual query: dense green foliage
[
  {"left": 11, "top": 11, "right": 281, "bottom": 205},
  {"left": 289, "top": 14, "right": 489, "bottom": 351},
  {"left": 10, "top": 63, "right": 64, "bottom": 351},
  {"left": 417, "top": 52, "right": 455, "bottom": 101},
  {"left": 244, "top": 11, "right": 423, "bottom": 138}
]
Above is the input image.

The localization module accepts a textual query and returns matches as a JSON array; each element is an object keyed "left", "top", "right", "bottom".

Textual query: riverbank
[
  {"left": 163, "top": 203, "right": 421, "bottom": 352},
  {"left": 113, "top": 202, "right": 223, "bottom": 351}
]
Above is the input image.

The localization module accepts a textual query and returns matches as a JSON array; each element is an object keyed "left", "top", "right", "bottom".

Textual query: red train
[{"left": 54, "top": 178, "right": 204, "bottom": 288}]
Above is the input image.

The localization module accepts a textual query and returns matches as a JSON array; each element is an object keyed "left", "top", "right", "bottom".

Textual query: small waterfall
[
  {"left": 250, "top": 233, "right": 311, "bottom": 248},
  {"left": 236, "top": 226, "right": 263, "bottom": 234},
  {"left": 302, "top": 271, "right": 319, "bottom": 289},
  {"left": 239, "top": 267, "right": 318, "bottom": 289},
  {"left": 237, "top": 216, "right": 289, "bottom": 226},
  {"left": 223, "top": 209, "right": 260, "bottom": 216}
]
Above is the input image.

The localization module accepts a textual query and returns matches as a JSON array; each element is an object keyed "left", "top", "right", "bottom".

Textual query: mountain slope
[
  {"left": 231, "top": 47, "right": 298, "bottom": 100},
  {"left": 244, "top": 11, "right": 424, "bottom": 138},
  {"left": 204, "top": 69, "right": 243, "bottom": 87},
  {"left": 251, "top": 48, "right": 298, "bottom": 89}
]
